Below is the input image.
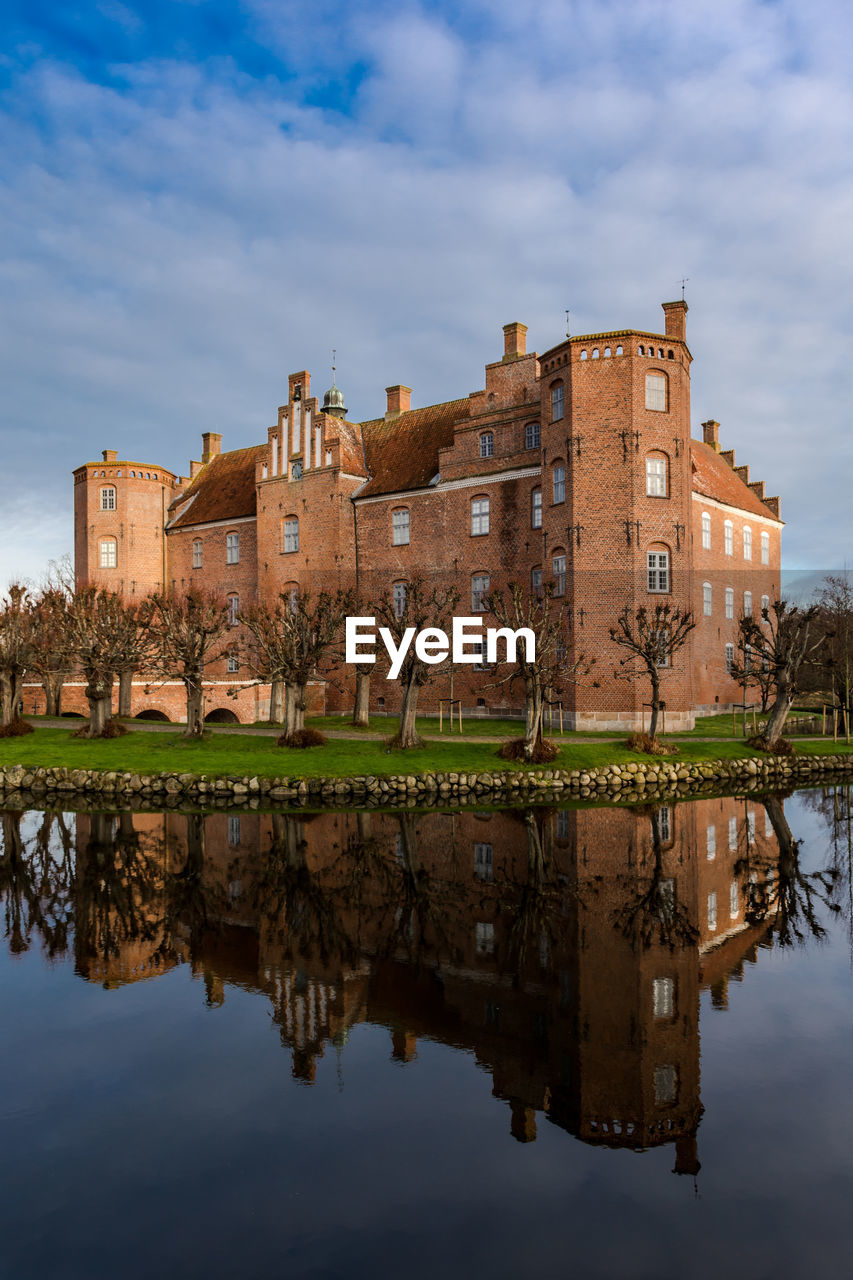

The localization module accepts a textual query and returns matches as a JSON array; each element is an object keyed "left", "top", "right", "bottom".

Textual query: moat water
[{"left": 2, "top": 788, "right": 853, "bottom": 1279}]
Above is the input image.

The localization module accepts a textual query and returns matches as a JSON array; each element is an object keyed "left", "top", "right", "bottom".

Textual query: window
[
  {"left": 283, "top": 517, "right": 299, "bottom": 553},
  {"left": 725, "top": 642, "right": 735, "bottom": 674},
  {"left": 471, "top": 573, "right": 490, "bottom": 612},
  {"left": 226, "top": 532, "right": 240, "bottom": 564},
  {"left": 100, "top": 486, "right": 116, "bottom": 511},
  {"left": 553, "top": 463, "right": 565, "bottom": 504},
  {"left": 228, "top": 816, "right": 241, "bottom": 847},
  {"left": 192, "top": 539, "right": 203, "bottom": 569},
  {"left": 654, "top": 1065, "right": 677, "bottom": 1105},
  {"left": 743, "top": 526, "right": 752, "bottom": 560},
  {"left": 761, "top": 594, "right": 770, "bottom": 619},
  {"left": 645, "top": 372, "right": 667, "bottom": 411},
  {"left": 393, "top": 582, "right": 407, "bottom": 618},
  {"left": 525, "top": 422, "right": 540, "bottom": 450},
  {"left": 703, "top": 582, "right": 712, "bottom": 616},
  {"left": 531, "top": 567, "right": 543, "bottom": 599},
  {"left": 551, "top": 382, "right": 564, "bottom": 421},
  {"left": 646, "top": 455, "right": 668, "bottom": 497},
  {"left": 744, "top": 590, "right": 752, "bottom": 617},
  {"left": 99, "top": 538, "right": 117, "bottom": 569},
  {"left": 653, "top": 977, "right": 674, "bottom": 1018},
  {"left": 475, "top": 921, "right": 495, "bottom": 956},
  {"left": 724, "top": 520, "right": 733, "bottom": 556},
  {"left": 725, "top": 587, "right": 734, "bottom": 619},
  {"left": 729, "top": 816, "right": 738, "bottom": 851},
  {"left": 658, "top": 806, "right": 672, "bottom": 842},
  {"left": 227, "top": 594, "right": 239, "bottom": 626},
  {"left": 479, "top": 432, "right": 494, "bottom": 458},
  {"left": 471, "top": 496, "right": 490, "bottom": 536},
  {"left": 747, "top": 811, "right": 756, "bottom": 842},
  {"left": 647, "top": 550, "right": 670, "bottom": 593},
  {"left": 392, "top": 508, "right": 410, "bottom": 546},
  {"left": 730, "top": 880, "right": 739, "bottom": 918},
  {"left": 227, "top": 651, "right": 239, "bottom": 673},
  {"left": 706, "top": 824, "right": 716, "bottom": 859},
  {"left": 531, "top": 488, "right": 542, "bottom": 529},
  {"left": 653, "top": 629, "right": 670, "bottom": 668},
  {"left": 761, "top": 531, "right": 770, "bottom": 565},
  {"left": 552, "top": 553, "right": 566, "bottom": 597},
  {"left": 474, "top": 843, "right": 493, "bottom": 882},
  {"left": 556, "top": 810, "right": 570, "bottom": 840},
  {"left": 701, "top": 512, "right": 711, "bottom": 550},
  {"left": 707, "top": 892, "right": 717, "bottom": 931}
]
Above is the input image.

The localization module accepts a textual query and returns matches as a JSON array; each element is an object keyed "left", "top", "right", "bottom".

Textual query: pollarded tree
[
  {"left": 241, "top": 588, "right": 355, "bottom": 745},
  {"left": 372, "top": 577, "right": 460, "bottom": 749},
  {"left": 149, "top": 590, "right": 232, "bottom": 737},
  {"left": 609, "top": 602, "right": 696, "bottom": 742},
  {"left": 0, "top": 584, "right": 36, "bottom": 731},
  {"left": 483, "top": 581, "right": 589, "bottom": 761},
  {"left": 816, "top": 575, "right": 853, "bottom": 726},
  {"left": 66, "top": 588, "right": 155, "bottom": 736},
  {"left": 730, "top": 600, "right": 825, "bottom": 750},
  {"left": 30, "top": 587, "right": 74, "bottom": 717}
]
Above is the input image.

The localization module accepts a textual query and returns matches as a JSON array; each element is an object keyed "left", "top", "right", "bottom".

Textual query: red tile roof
[
  {"left": 690, "top": 440, "right": 780, "bottom": 521},
  {"left": 168, "top": 444, "right": 266, "bottom": 529},
  {"left": 357, "top": 399, "right": 468, "bottom": 498}
]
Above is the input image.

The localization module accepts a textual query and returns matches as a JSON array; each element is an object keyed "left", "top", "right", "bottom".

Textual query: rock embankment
[{"left": 0, "top": 752, "right": 850, "bottom": 808}]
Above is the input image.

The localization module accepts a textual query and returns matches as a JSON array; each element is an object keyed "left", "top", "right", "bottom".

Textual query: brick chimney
[
  {"left": 701, "top": 420, "right": 720, "bottom": 450},
  {"left": 385, "top": 385, "right": 412, "bottom": 420},
  {"left": 502, "top": 322, "right": 528, "bottom": 361},
  {"left": 102, "top": 449, "right": 118, "bottom": 463},
  {"left": 662, "top": 300, "right": 688, "bottom": 342},
  {"left": 201, "top": 432, "right": 222, "bottom": 464}
]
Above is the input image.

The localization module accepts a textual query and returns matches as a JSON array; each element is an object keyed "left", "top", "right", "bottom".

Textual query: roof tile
[
  {"left": 690, "top": 439, "right": 780, "bottom": 521},
  {"left": 169, "top": 444, "right": 266, "bottom": 529}
]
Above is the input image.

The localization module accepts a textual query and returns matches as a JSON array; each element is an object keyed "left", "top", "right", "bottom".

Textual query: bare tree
[
  {"left": 149, "top": 590, "right": 231, "bottom": 736},
  {"left": 372, "top": 577, "right": 460, "bottom": 749},
  {"left": 609, "top": 602, "right": 696, "bottom": 741},
  {"left": 816, "top": 575, "right": 853, "bottom": 730},
  {"left": 30, "top": 587, "right": 74, "bottom": 716},
  {"left": 66, "top": 588, "right": 154, "bottom": 736},
  {"left": 730, "top": 600, "right": 825, "bottom": 749},
  {"left": 484, "top": 581, "right": 588, "bottom": 761},
  {"left": 241, "top": 588, "right": 355, "bottom": 745},
  {"left": 0, "top": 584, "right": 35, "bottom": 730}
]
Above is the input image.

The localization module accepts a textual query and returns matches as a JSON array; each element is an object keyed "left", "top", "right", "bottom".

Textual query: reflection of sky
[{"left": 2, "top": 791, "right": 853, "bottom": 1278}]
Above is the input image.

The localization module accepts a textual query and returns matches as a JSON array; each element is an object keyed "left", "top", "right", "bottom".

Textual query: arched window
[
  {"left": 647, "top": 545, "right": 670, "bottom": 593},
  {"left": 471, "top": 573, "right": 490, "bottom": 612},
  {"left": 724, "top": 520, "right": 733, "bottom": 556},
  {"left": 392, "top": 507, "right": 410, "bottom": 546},
  {"left": 616, "top": 345, "right": 623, "bottom": 355},
  {"left": 703, "top": 582, "right": 712, "bottom": 616},
  {"left": 604, "top": 346, "right": 611, "bottom": 357},
  {"left": 227, "top": 651, "right": 239, "bottom": 674},
  {"left": 283, "top": 516, "right": 299, "bottom": 553},
  {"left": 226, "top": 532, "right": 240, "bottom": 564},
  {"left": 99, "top": 538, "right": 117, "bottom": 569},
  {"left": 743, "top": 526, "right": 752, "bottom": 560},
  {"left": 227, "top": 593, "right": 239, "bottom": 626},
  {"left": 701, "top": 512, "right": 711, "bottom": 550},
  {"left": 725, "top": 643, "right": 735, "bottom": 674},
  {"left": 525, "top": 422, "right": 540, "bottom": 450},
  {"left": 531, "top": 488, "right": 542, "bottom": 529},
  {"left": 551, "top": 381, "right": 564, "bottom": 422},
  {"left": 744, "top": 590, "right": 752, "bottom": 617},
  {"left": 392, "top": 581, "right": 407, "bottom": 618},
  {"left": 761, "top": 594, "right": 770, "bottom": 618},
  {"left": 471, "top": 496, "right": 489, "bottom": 536},
  {"left": 479, "top": 431, "right": 494, "bottom": 458},
  {"left": 645, "top": 452, "right": 668, "bottom": 497},
  {"left": 100, "top": 486, "right": 116, "bottom": 511},
  {"left": 552, "top": 549, "right": 567, "bottom": 597},
  {"left": 761, "top": 530, "right": 770, "bottom": 564},
  {"left": 192, "top": 539, "right": 203, "bottom": 569},
  {"left": 638, "top": 345, "right": 645, "bottom": 356},
  {"left": 580, "top": 349, "right": 588, "bottom": 360},
  {"left": 552, "top": 461, "right": 565, "bottom": 505},
  {"left": 645, "top": 372, "right": 667, "bottom": 411},
  {"left": 725, "top": 587, "right": 734, "bottom": 619}
]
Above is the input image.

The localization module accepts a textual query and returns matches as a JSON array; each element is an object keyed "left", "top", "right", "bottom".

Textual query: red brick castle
[{"left": 69, "top": 298, "right": 781, "bottom": 727}]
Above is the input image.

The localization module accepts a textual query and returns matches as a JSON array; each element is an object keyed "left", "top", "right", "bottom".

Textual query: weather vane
[
  {"left": 679, "top": 278, "right": 689, "bottom": 300},
  {"left": 565, "top": 309, "right": 570, "bottom": 338}
]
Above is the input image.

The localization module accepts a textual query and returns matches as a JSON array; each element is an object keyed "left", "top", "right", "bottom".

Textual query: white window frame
[
  {"left": 703, "top": 581, "right": 712, "bottom": 616},
  {"left": 701, "top": 512, "right": 711, "bottom": 550},
  {"left": 525, "top": 422, "right": 541, "bottom": 450},
  {"left": 531, "top": 566, "right": 543, "bottom": 598},
  {"left": 227, "top": 651, "right": 239, "bottom": 674},
  {"left": 646, "top": 456, "right": 667, "bottom": 497},
  {"left": 707, "top": 892, "right": 717, "bottom": 931},
  {"left": 729, "top": 815, "right": 738, "bottom": 851},
  {"left": 743, "top": 526, "right": 752, "bottom": 560},
  {"left": 724, "top": 520, "right": 733, "bottom": 556},
  {"left": 471, "top": 573, "right": 490, "bottom": 613},
  {"left": 551, "top": 383, "right": 564, "bottom": 422},
  {"left": 283, "top": 518, "right": 299, "bottom": 553},
  {"left": 725, "top": 642, "right": 735, "bottom": 674},
  {"left": 761, "top": 531, "right": 770, "bottom": 565},
  {"left": 553, "top": 464, "right": 565, "bottom": 505},
  {"left": 226, "top": 532, "right": 240, "bottom": 564},
  {"left": 192, "top": 539, "right": 203, "bottom": 569},
  {"left": 730, "top": 880, "right": 739, "bottom": 918},
  {"left": 479, "top": 432, "right": 494, "bottom": 459},
  {"left": 744, "top": 590, "right": 752, "bottom": 617},
  {"left": 471, "top": 496, "right": 490, "bottom": 536},
  {"left": 100, "top": 486, "right": 116, "bottom": 511},
  {"left": 706, "top": 824, "right": 716, "bottom": 860},
  {"left": 227, "top": 594, "right": 239, "bottom": 627},
  {"left": 531, "top": 488, "right": 542, "bottom": 529},
  {"left": 645, "top": 372, "right": 667, "bottom": 411},
  {"left": 725, "top": 587, "right": 734, "bottom": 619},
  {"left": 653, "top": 977, "right": 674, "bottom": 1018},
  {"left": 761, "top": 594, "right": 770, "bottom": 619},
  {"left": 392, "top": 508, "right": 410, "bottom": 546},
  {"left": 647, "top": 550, "right": 670, "bottom": 593},
  {"left": 99, "top": 538, "right": 117, "bottom": 569},
  {"left": 552, "top": 554, "right": 566, "bottom": 597},
  {"left": 393, "top": 582, "right": 407, "bottom": 619}
]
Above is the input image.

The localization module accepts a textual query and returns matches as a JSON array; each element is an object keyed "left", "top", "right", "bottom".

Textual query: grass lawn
[{"left": 3, "top": 726, "right": 853, "bottom": 781}]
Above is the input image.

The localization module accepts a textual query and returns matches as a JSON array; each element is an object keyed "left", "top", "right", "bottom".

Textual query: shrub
[
  {"left": 0, "top": 717, "right": 35, "bottom": 738},
  {"left": 497, "top": 736, "right": 560, "bottom": 763},
  {"left": 625, "top": 732, "right": 679, "bottom": 756},
  {"left": 747, "top": 734, "right": 795, "bottom": 756},
  {"left": 72, "top": 719, "right": 129, "bottom": 739},
  {"left": 277, "top": 727, "right": 327, "bottom": 749}
]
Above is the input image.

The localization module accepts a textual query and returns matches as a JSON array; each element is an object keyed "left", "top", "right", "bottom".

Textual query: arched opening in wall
[
  {"left": 61, "top": 710, "right": 85, "bottom": 718},
  {"left": 204, "top": 708, "right": 240, "bottom": 724},
  {"left": 135, "top": 709, "right": 171, "bottom": 722}
]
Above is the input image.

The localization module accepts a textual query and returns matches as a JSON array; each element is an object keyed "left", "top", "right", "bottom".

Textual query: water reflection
[{"left": 0, "top": 791, "right": 842, "bottom": 1171}]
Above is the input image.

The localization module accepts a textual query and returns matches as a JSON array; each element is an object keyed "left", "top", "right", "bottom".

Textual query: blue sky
[{"left": 2, "top": 0, "right": 852, "bottom": 583}]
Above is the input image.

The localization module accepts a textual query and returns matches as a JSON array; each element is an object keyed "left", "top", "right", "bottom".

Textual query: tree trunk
[
  {"left": 85, "top": 689, "right": 113, "bottom": 737},
  {"left": 42, "top": 675, "right": 64, "bottom": 717},
  {"left": 283, "top": 683, "right": 307, "bottom": 740},
  {"left": 185, "top": 680, "right": 205, "bottom": 737},
  {"left": 392, "top": 678, "right": 423, "bottom": 748},
  {"left": 762, "top": 684, "right": 793, "bottom": 748},
  {"left": 523, "top": 677, "right": 544, "bottom": 760},
  {"left": 648, "top": 669, "right": 661, "bottom": 741},
  {"left": 268, "top": 677, "right": 285, "bottom": 725},
  {"left": 1, "top": 673, "right": 17, "bottom": 726},
  {"left": 352, "top": 670, "right": 371, "bottom": 727},
  {"left": 118, "top": 668, "right": 133, "bottom": 718}
]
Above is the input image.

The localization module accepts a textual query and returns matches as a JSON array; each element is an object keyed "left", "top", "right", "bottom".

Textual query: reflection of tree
[
  {"left": 381, "top": 814, "right": 462, "bottom": 967},
  {"left": 503, "top": 810, "right": 565, "bottom": 978},
  {"left": 0, "top": 809, "right": 76, "bottom": 957},
  {"left": 615, "top": 808, "right": 699, "bottom": 950},
  {"left": 738, "top": 794, "right": 840, "bottom": 947},
  {"left": 803, "top": 784, "right": 853, "bottom": 953}
]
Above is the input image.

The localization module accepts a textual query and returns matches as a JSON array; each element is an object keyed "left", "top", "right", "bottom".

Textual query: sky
[{"left": 1, "top": 0, "right": 852, "bottom": 587}]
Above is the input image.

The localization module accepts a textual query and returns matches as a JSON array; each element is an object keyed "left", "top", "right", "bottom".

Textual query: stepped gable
[
  {"left": 168, "top": 444, "right": 267, "bottom": 528},
  {"left": 330, "top": 417, "right": 369, "bottom": 476},
  {"left": 690, "top": 439, "right": 781, "bottom": 521},
  {"left": 357, "top": 398, "right": 468, "bottom": 498}
]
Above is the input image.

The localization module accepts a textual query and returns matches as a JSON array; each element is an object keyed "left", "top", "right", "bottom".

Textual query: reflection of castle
[{"left": 6, "top": 797, "right": 785, "bottom": 1167}]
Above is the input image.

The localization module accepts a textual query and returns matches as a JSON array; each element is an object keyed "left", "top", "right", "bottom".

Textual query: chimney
[
  {"left": 190, "top": 459, "right": 203, "bottom": 479},
  {"left": 201, "top": 432, "right": 222, "bottom": 464},
  {"left": 721, "top": 449, "right": 736, "bottom": 469},
  {"left": 662, "top": 300, "right": 688, "bottom": 342},
  {"left": 102, "top": 449, "right": 118, "bottom": 463},
  {"left": 701, "top": 420, "right": 720, "bottom": 450},
  {"left": 502, "top": 322, "right": 528, "bottom": 361},
  {"left": 385, "top": 385, "right": 412, "bottom": 420}
]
